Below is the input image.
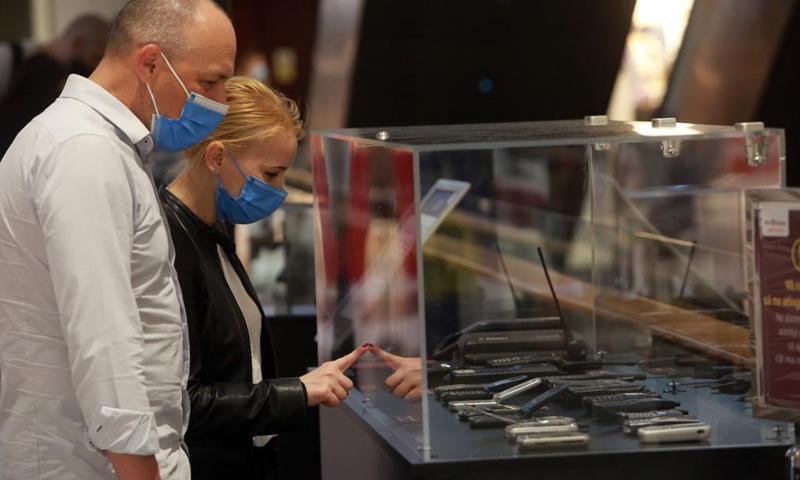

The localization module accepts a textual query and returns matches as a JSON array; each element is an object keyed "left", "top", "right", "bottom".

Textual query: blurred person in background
[
  {"left": 160, "top": 76, "right": 365, "bottom": 480},
  {"left": 236, "top": 50, "right": 271, "bottom": 85},
  {"left": 0, "top": 39, "right": 36, "bottom": 101},
  {"left": 0, "top": 14, "right": 110, "bottom": 157}
]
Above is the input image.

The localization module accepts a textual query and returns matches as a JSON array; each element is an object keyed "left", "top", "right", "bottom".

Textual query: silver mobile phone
[
  {"left": 638, "top": 422, "right": 711, "bottom": 443},
  {"left": 517, "top": 432, "right": 589, "bottom": 450},
  {"left": 492, "top": 377, "right": 543, "bottom": 402},
  {"left": 505, "top": 419, "right": 578, "bottom": 442},
  {"left": 448, "top": 399, "right": 498, "bottom": 412},
  {"left": 623, "top": 417, "right": 699, "bottom": 435}
]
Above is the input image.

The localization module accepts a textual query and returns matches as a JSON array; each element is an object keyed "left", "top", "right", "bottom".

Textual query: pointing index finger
[
  {"left": 333, "top": 345, "right": 368, "bottom": 372},
  {"left": 367, "top": 344, "right": 401, "bottom": 369}
]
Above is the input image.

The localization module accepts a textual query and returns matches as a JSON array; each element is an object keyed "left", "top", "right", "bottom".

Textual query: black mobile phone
[
  {"left": 565, "top": 383, "right": 649, "bottom": 403},
  {"left": 518, "top": 382, "right": 570, "bottom": 418},
  {"left": 440, "top": 390, "right": 494, "bottom": 404},
  {"left": 593, "top": 398, "right": 682, "bottom": 420},
  {"left": 447, "top": 363, "right": 561, "bottom": 384},
  {"left": 434, "top": 375, "right": 528, "bottom": 399},
  {"left": 583, "top": 392, "right": 662, "bottom": 413}
]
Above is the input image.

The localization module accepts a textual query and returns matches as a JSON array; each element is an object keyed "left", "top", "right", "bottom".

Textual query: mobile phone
[
  {"left": 434, "top": 375, "right": 528, "bottom": 399},
  {"left": 457, "top": 404, "right": 520, "bottom": 420},
  {"left": 448, "top": 399, "right": 498, "bottom": 412},
  {"left": 583, "top": 392, "right": 661, "bottom": 413},
  {"left": 615, "top": 409, "right": 689, "bottom": 421},
  {"left": 593, "top": 398, "right": 682, "bottom": 420},
  {"left": 566, "top": 383, "right": 648, "bottom": 402},
  {"left": 486, "top": 353, "right": 558, "bottom": 368},
  {"left": 505, "top": 418, "right": 578, "bottom": 442},
  {"left": 623, "top": 417, "right": 699, "bottom": 435},
  {"left": 493, "top": 377, "right": 544, "bottom": 402},
  {"left": 440, "top": 390, "right": 494, "bottom": 404},
  {"left": 447, "top": 363, "right": 561, "bottom": 384},
  {"left": 638, "top": 422, "right": 711, "bottom": 443},
  {"left": 469, "top": 415, "right": 519, "bottom": 429},
  {"left": 518, "top": 382, "right": 570, "bottom": 418},
  {"left": 516, "top": 432, "right": 590, "bottom": 450}
]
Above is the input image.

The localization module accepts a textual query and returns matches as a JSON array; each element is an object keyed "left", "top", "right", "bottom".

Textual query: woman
[{"left": 160, "top": 77, "right": 365, "bottom": 480}]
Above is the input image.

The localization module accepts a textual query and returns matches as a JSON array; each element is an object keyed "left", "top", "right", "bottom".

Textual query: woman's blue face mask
[
  {"left": 216, "top": 151, "right": 288, "bottom": 224},
  {"left": 145, "top": 52, "right": 229, "bottom": 152}
]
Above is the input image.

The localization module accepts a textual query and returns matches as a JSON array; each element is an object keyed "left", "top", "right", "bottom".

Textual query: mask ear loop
[
  {"left": 145, "top": 83, "right": 160, "bottom": 116},
  {"left": 159, "top": 51, "right": 190, "bottom": 98},
  {"left": 226, "top": 150, "right": 287, "bottom": 195},
  {"left": 214, "top": 150, "right": 248, "bottom": 200},
  {"left": 227, "top": 151, "right": 251, "bottom": 181}
]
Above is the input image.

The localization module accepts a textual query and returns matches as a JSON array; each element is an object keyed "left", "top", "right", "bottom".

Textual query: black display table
[{"left": 320, "top": 371, "right": 790, "bottom": 480}]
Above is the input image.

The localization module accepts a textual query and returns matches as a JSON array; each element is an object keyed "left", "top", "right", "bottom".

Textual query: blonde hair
[{"left": 184, "top": 76, "right": 304, "bottom": 166}]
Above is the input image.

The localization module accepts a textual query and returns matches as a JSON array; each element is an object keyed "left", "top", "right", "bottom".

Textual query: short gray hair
[{"left": 106, "top": 0, "right": 208, "bottom": 58}]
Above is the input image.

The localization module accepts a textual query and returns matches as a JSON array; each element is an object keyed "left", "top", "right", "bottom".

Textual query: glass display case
[
  {"left": 241, "top": 188, "right": 316, "bottom": 315},
  {"left": 311, "top": 118, "right": 793, "bottom": 476}
]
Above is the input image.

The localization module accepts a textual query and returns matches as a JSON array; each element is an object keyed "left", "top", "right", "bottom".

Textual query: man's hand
[
  {"left": 367, "top": 345, "right": 423, "bottom": 403},
  {"left": 300, "top": 345, "right": 367, "bottom": 407},
  {"left": 107, "top": 452, "right": 160, "bottom": 480}
]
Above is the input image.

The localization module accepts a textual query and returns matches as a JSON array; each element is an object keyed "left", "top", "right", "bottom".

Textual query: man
[{"left": 0, "top": 1, "right": 236, "bottom": 479}]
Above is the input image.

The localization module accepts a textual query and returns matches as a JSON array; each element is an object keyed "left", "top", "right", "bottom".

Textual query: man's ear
[{"left": 134, "top": 44, "right": 161, "bottom": 84}]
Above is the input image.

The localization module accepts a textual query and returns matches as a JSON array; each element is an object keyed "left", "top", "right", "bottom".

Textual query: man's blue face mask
[
  {"left": 146, "top": 52, "right": 229, "bottom": 152},
  {"left": 216, "top": 151, "right": 288, "bottom": 224}
]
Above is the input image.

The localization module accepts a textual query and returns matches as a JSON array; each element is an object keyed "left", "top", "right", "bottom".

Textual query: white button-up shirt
[{"left": 0, "top": 75, "right": 190, "bottom": 480}]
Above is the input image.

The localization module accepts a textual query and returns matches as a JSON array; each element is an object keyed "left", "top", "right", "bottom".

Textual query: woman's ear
[{"left": 205, "top": 141, "right": 226, "bottom": 174}]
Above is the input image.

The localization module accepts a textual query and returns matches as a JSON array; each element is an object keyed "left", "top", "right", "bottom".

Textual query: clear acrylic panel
[
  {"left": 313, "top": 120, "right": 794, "bottom": 463},
  {"left": 312, "top": 135, "right": 425, "bottom": 454},
  {"left": 244, "top": 202, "right": 316, "bottom": 316},
  {"left": 590, "top": 134, "right": 783, "bottom": 363}
]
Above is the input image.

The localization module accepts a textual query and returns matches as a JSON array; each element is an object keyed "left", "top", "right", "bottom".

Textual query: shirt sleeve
[{"left": 31, "top": 134, "right": 160, "bottom": 455}]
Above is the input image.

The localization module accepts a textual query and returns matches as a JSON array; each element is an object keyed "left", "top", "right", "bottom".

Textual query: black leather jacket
[{"left": 160, "top": 188, "right": 307, "bottom": 475}]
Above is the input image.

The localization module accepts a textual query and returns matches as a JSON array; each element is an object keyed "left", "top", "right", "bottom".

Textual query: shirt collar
[{"left": 59, "top": 75, "right": 154, "bottom": 158}]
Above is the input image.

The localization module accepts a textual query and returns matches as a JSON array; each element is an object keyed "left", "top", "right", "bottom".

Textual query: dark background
[
  {"left": 225, "top": 0, "right": 800, "bottom": 185},
  {"left": 347, "top": 0, "right": 635, "bottom": 126}
]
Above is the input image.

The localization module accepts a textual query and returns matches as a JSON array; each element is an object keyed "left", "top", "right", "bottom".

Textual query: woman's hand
[
  {"left": 367, "top": 345, "right": 423, "bottom": 403},
  {"left": 300, "top": 345, "right": 367, "bottom": 407}
]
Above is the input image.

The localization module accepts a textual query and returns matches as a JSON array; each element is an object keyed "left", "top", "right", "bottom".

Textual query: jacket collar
[{"left": 159, "top": 187, "right": 236, "bottom": 253}]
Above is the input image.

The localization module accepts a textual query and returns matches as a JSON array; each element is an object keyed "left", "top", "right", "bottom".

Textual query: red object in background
[
  {"left": 311, "top": 135, "right": 337, "bottom": 289},
  {"left": 391, "top": 149, "right": 416, "bottom": 275},
  {"left": 343, "top": 144, "right": 369, "bottom": 282},
  {"left": 312, "top": 139, "right": 418, "bottom": 309},
  {"left": 312, "top": 139, "right": 419, "bottom": 320}
]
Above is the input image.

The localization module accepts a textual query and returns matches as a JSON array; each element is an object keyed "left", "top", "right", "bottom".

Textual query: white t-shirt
[{"left": 217, "top": 246, "right": 274, "bottom": 447}]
